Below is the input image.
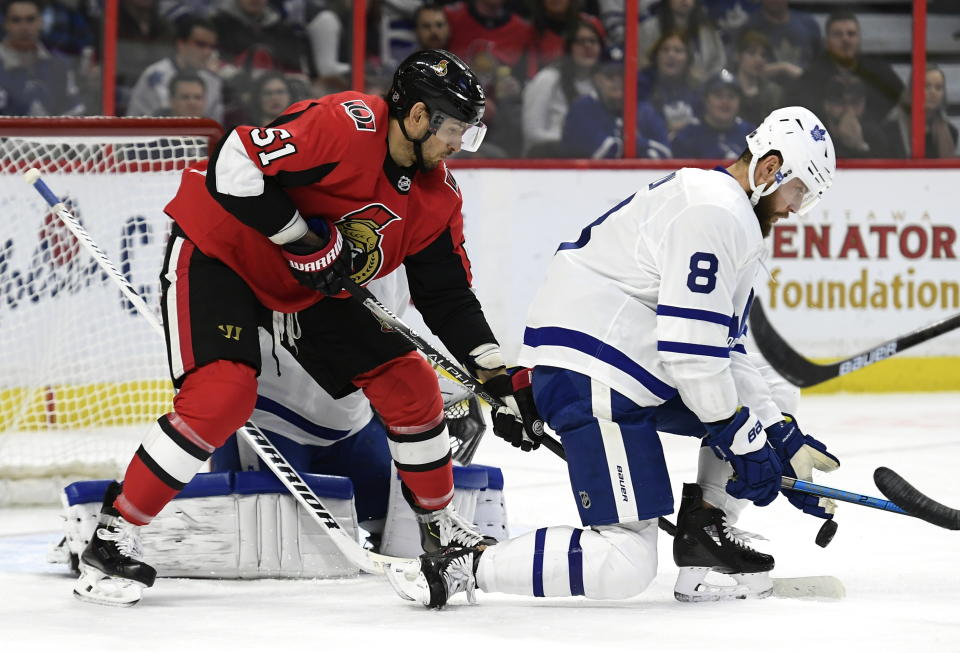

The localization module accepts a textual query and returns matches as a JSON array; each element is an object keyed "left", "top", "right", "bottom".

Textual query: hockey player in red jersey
[{"left": 75, "top": 49, "right": 538, "bottom": 606}]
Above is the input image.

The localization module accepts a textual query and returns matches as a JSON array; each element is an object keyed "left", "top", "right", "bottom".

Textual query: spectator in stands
[
  {"left": 39, "top": 0, "right": 96, "bottom": 62},
  {"left": 705, "top": 0, "right": 757, "bottom": 44},
  {"left": 444, "top": 0, "right": 533, "bottom": 72},
  {"left": 0, "top": 0, "right": 84, "bottom": 115},
  {"left": 820, "top": 75, "right": 902, "bottom": 158},
  {"left": 212, "top": 0, "right": 309, "bottom": 75},
  {"left": 522, "top": 19, "right": 604, "bottom": 156},
  {"left": 414, "top": 3, "right": 451, "bottom": 50},
  {"left": 561, "top": 59, "right": 671, "bottom": 159},
  {"left": 638, "top": 30, "right": 700, "bottom": 140},
  {"left": 304, "top": 1, "right": 351, "bottom": 82},
  {"left": 891, "top": 65, "right": 957, "bottom": 158},
  {"left": 741, "top": 0, "right": 820, "bottom": 82},
  {"left": 526, "top": 0, "right": 604, "bottom": 77},
  {"left": 154, "top": 69, "right": 206, "bottom": 117},
  {"left": 788, "top": 9, "right": 903, "bottom": 125},
  {"left": 245, "top": 70, "right": 294, "bottom": 126},
  {"left": 127, "top": 16, "right": 223, "bottom": 121},
  {"left": 116, "top": 0, "right": 176, "bottom": 116},
  {"left": 732, "top": 29, "right": 782, "bottom": 125},
  {"left": 671, "top": 68, "right": 754, "bottom": 158},
  {"left": 638, "top": 0, "right": 726, "bottom": 83}
]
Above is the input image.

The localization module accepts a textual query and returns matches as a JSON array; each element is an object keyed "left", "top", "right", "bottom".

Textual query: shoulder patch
[
  {"left": 443, "top": 164, "right": 460, "bottom": 196},
  {"left": 341, "top": 99, "right": 376, "bottom": 132}
]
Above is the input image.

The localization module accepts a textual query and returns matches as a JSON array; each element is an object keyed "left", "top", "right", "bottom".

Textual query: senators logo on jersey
[{"left": 336, "top": 204, "right": 402, "bottom": 285}]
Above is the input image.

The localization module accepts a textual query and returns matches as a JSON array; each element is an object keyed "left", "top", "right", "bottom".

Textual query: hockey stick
[
  {"left": 337, "top": 278, "right": 684, "bottom": 534},
  {"left": 23, "top": 168, "right": 413, "bottom": 581},
  {"left": 749, "top": 299, "right": 960, "bottom": 388},
  {"left": 874, "top": 467, "right": 960, "bottom": 530}
]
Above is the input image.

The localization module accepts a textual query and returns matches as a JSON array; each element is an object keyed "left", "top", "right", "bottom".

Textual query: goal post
[{"left": 0, "top": 117, "right": 223, "bottom": 505}]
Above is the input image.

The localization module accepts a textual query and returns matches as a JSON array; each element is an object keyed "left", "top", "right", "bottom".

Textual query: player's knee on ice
[{"left": 477, "top": 520, "right": 658, "bottom": 600}]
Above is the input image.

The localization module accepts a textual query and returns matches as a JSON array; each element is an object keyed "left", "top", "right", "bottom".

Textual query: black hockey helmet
[{"left": 388, "top": 49, "right": 487, "bottom": 152}]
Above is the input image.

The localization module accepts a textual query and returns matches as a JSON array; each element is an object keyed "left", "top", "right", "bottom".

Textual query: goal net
[{"left": 0, "top": 117, "right": 222, "bottom": 505}]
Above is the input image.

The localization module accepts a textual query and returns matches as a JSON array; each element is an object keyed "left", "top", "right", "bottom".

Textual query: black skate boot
[
  {"left": 673, "top": 483, "right": 774, "bottom": 602},
  {"left": 388, "top": 545, "right": 481, "bottom": 608},
  {"left": 403, "top": 483, "right": 496, "bottom": 553},
  {"left": 74, "top": 481, "right": 157, "bottom": 607}
]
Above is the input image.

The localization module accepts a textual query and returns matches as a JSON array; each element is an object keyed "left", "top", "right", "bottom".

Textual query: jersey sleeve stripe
[
  {"left": 657, "top": 341, "right": 730, "bottom": 358},
  {"left": 656, "top": 304, "right": 732, "bottom": 327},
  {"left": 732, "top": 344, "right": 747, "bottom": 354},
  {"left": 523, "top": 326, "right": 676, "bottom": 400}
]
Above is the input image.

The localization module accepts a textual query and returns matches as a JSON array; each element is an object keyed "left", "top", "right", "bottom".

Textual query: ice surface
[{"left": 2, "top": 394, "right": 959, "bottom": 652}]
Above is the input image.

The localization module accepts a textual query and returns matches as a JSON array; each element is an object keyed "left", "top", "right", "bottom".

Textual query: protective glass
[{"left": 430, "top": 112, "right": 487, "bottom": 152}]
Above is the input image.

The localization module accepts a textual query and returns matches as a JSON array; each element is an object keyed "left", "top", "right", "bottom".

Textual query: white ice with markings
[{"left": 2, "top": 393, "right": 959, "bottom": 652}]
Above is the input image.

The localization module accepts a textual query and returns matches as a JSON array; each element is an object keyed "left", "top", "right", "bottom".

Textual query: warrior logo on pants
[{"left": 336, "top": 204, "right": 402, "bottom": 285}]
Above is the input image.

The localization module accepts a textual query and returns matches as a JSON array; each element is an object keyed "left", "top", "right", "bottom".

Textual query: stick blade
[
  {"left": 874, "top": 467, "right": 960, "bottom": 531},
  {"left": 772, "top": 576, "right": 845, "bottom": 600}
]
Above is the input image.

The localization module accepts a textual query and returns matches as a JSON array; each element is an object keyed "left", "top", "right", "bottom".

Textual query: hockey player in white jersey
[{"left": 392, "top": 106, "right": 842, "bottom": 607}]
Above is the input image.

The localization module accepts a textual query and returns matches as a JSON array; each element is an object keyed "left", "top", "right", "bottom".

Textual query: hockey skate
[
  {"left": 388, "top": 545, "right": 480, "bottom": 608},
  {"left": 74, "top": 482, "right": 156, "bottom": 607},
  {"left": 404, "top": 484, "right": 495, "bottom": 552},
  {"left": 673, "top": 483, "right": 774, "bottom": 602}
]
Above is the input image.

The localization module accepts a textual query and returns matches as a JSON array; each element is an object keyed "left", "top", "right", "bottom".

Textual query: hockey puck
[{"left": 815, "top": 519, "right": 838, "bottom": 548}]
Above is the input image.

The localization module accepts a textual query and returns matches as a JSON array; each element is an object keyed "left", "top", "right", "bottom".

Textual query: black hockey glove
[
  {"left": 765, "top": 414, "right": 840, "bottom": 519},
  {"left": 483, "top": 368, "right": 545, "bottom": 452},
  {"left": 281, "top": 219, "right": 352, "bottom": 295}
]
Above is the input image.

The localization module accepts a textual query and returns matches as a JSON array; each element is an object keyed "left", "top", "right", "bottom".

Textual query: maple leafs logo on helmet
[{"left": 810, "top": 124, "right": 827, "bottom": 142}]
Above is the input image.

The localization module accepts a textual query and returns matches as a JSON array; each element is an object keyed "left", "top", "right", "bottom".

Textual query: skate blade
[
  {"left": 674, "top": 567, "right": 773, "bottom": 602},
  {"left": 385, "top": 559, "right": 422, "bottom": 602},
  {"left": 771, "top": 576, "right": 845, "bottom": 600},
  {"left": 73, "top": 565, "right": 145, "bottom": 607}
]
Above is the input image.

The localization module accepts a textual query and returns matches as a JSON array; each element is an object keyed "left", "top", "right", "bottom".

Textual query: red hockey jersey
[
  {"left": 166, "top": 92, "right": 468, "bottom": 312},
  {"left": 164, "top": 92, "right": 494, "bottom": 361}
]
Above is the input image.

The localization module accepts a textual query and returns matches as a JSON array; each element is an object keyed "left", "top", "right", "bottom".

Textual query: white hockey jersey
[
  {"left": 518, "top": 167, "right": 782, "bottom": 426},
  {"left": 252, "top": 270, "right": 407, "bottom": 447}
]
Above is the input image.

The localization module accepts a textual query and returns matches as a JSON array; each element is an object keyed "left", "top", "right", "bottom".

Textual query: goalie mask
[
  {"left": 746, "top": 106, "right": 836, "bottom": 215},
  {"left": 388, "top": 49, "right": 487, "bottom": 154}
]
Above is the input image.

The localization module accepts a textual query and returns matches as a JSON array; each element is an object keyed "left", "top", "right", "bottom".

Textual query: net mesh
[{"left": 0, "top": 119, "right": 217, "bottom": 505}]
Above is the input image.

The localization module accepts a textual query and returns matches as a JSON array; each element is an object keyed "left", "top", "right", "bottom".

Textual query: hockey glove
[
  {"left": 765, "top": 414, "right": 840, "bottom": 519},
  {"left": 705, "top": 407, "right": 782, "bottom": 507},
  {"left": 281, "top": 218, "right": 352, "bottom": 295},
  {"left": 483, "top": 368, "right": 545, "bottom": 452}
]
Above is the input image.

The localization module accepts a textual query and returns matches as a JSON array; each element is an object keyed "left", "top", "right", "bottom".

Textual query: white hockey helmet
[{"left": 745, "top": 106, "right": 836, "bottom": 215}]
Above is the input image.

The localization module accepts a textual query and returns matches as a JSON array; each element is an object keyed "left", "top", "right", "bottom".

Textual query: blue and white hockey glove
[
  {"left": 705, "top": 407, "right": 782, "bottom": 507},
  {"left": 765, "top": 414, "right": 840, "bottom": 519}
]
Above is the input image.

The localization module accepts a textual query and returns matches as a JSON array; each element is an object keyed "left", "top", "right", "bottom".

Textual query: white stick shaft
[{"left": 23, "top": 168, "right": 409, "bottom": 575}]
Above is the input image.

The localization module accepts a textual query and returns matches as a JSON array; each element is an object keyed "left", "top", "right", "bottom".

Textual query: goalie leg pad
[
  {"left": 62, "top": 472, "right": 361, "bottom": 579},
  {"left": 476, "top": 520, "right": 658, "bottom": 600}
]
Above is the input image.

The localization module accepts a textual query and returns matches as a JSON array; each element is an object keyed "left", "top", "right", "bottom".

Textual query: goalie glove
[
  {"left": 765, "top": 414, "right": 840, "bottom": 519},
  {"left": 281, "top": 218, "right": 352, "bottom": 295}
]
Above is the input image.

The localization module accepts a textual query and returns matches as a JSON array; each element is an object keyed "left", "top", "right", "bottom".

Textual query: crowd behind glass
[{"left": 0, "top": 0, "right": 956, "bottom": 159}]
